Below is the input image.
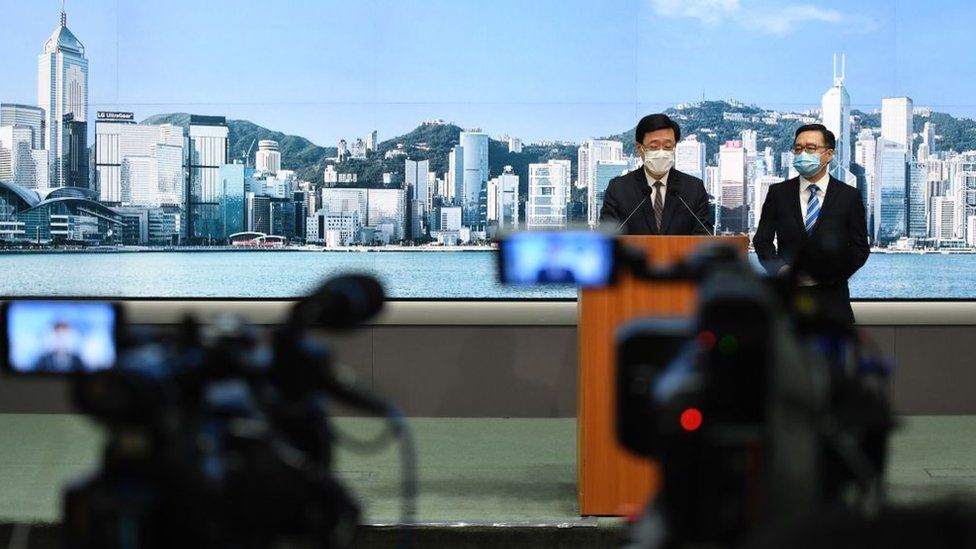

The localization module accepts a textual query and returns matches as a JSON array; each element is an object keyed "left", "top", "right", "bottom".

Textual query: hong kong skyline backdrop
[{"left": 1, "top": 0, "right": 974, "bottom": 145}]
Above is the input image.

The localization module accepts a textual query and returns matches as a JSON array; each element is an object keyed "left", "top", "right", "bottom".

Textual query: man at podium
[{"left": 598, "top": 113, "right": 713, "bottom": 235}]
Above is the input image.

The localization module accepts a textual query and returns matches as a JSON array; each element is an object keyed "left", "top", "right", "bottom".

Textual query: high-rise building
[
  {"left": 95, "top": 112, "right": 184, "bottom": 206},
  {"left": 405, "top": 158, "right": 430, "bottom": 239},
  {"left": 881, "top": 97, "right": 913, "bottom": 152},
  {"left": 956, "top": 152, "right": 976, "bottom": 245},
  {"left": 0, "top": 104, "right": 44, "bottom": 150},
  {"left": 875, "top": 139, "right": 908, "bottom": 243},
  {"left": 214, "top": 163, "right": 247, "bottom": 238},
  {"left": 447, "top": 146, "right": 463, "bottom": 204},
  {"left": 676, "top": 135, "right": 706, "bottom": 181},
  {"left": 337, "top": 139, "right": 348, "bottom": 162},
  {"left": 351, "top": 138, "right": 367, "bottom": 160},
  {"left": 508, "top": 136, "right": 522, "bottom": 154},
  {"left": 255, "top": 140, "right": 281, "bottom": 175},
  {"left": 366, "top": 130, "right": 378, "bottom": 152},
  {"left": 493, "top": 165, "right": 519, "bottom": 231},
  {"left": 38, "top": 9, "right": 88, "bottom": 189},
  {"left": 907, "top": 161, "right": 927, "bottom": 239},
  {"left": 592, "top": 160, "right": 630, "bottom": 228},
  {"left": 458, "top": 131, "right": 489, "bottom": 225},
  {"left": 821, "top": 53, "right": 851, "bottom": 182},
  {"left": 526, "top": 159, "right": 571, "bottom": 229},
  {"left": 740, "top": 129, "right": 758, "bottom": 156},
  {"left": 930, "top": 196, "right": 957, "bottom": 240},
  {"left": 579, "top": 139, "right": 624, "bottom": 226},
  {"left": 752, "top": 175, "right": 781, "bottom": 230},
  {"left": 0, "top": 126, "right": 37, "bottom": 189},
  {"left": 186, "top": 115, "right": 229, "bottom": 241},
  {"left": 719, "top": 140, "right": 747, "bottom": 232},
  {"left": 922, "top": 122, "right": 936, "bottom": 155}
]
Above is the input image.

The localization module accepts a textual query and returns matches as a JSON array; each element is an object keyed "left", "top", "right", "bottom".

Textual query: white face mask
[{"left": 643, "top": 149, "right": 674, "bottom": 175}]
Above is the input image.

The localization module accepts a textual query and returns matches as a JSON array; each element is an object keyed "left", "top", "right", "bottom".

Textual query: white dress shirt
[
  {"left": 799, "top": 171, "right": 830, "bottom": 224},
  {"left": 643, "top": 168, "right": 670, "bottom": 206}
]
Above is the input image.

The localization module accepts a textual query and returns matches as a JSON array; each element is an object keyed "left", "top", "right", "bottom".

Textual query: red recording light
[
  {"left": 680, "top": 408, "right": 703, "bottom": 432},
  {"left": 697, "top": 331, "right": 717, "bottom": 351}
]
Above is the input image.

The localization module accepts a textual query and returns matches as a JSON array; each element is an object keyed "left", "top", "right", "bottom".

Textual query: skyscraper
[
  {"left": 458, "top": 131, "right": 488, "bottom": 225},
  {"left": 881, "top": 97, "right": 913, "bottom": 152},
  {"left": 675, "top": 135, "right": 706, "bottom": 180},
  {"left": 95, "top": 112, "right": 184, "bottom": 206},
  {"left": 527, "top": 159, "right": 572, "bottom": 229},
  {"left": 255, "top": 140, "right": 281, "bottom": 175},
  {"left": 821, "top": 53, "right": 851, "bottom": 183},
  {"left": 719, "top": 140, "right": 747, "bottom": 232},
  {"left": 922, "top": 122, "right": 936, "bottom": 155},
  {"left": 579, "top": 139, "right": 624, "bottom": 227},
  {"left": 447, "top": 146, "right": 463, "bottom": 204},
  {"left": 37, "top": 9, "right": 88, "bottom": 189},
  {"left": 494, "top": 166, "right": 519, "bottom": 231},
  {"left": 0, "top": 104, "right": 44, "bottom": 150},
  {"left": 366, "top": 130, "right": 378, "bottom": 152},
  {"left": 186, "top": 115, "right": 229, "bottom": 241},
  {"left": 907, "top": 161, "right": 927, "bottom": 239},
  {"left": 593, "top": 160, "right": 630, "bottom": 226},
  {"left": 405, "top": 158, "right": 430, "bottom": 239},
  {"left": 875, "top": 139, "right": 907, "bottom": 243}
]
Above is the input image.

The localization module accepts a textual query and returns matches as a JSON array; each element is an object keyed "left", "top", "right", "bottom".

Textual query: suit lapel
[
  {"left": 787, "top": 178, "right": 805, "bottom": 233},
  {"left": 660, "top": 171, "right": 681, "bottom": 234}
]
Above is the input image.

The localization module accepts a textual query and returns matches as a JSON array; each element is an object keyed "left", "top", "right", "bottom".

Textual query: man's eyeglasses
[
  {"left": 792, "top": 144, "right": 831, "bottom": 154},
  {"left": 640, "top": 143, "right": 675, "bottom": 151}
]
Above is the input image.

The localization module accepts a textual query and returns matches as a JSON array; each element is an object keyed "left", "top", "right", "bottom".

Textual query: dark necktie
[{"left": 652, "top": 181, "right": 664, "bottom": 232}]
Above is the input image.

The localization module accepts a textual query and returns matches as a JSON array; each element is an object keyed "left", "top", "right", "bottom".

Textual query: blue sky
[{"left": 1, "top": 0, "right": 974, "bottom": 146}]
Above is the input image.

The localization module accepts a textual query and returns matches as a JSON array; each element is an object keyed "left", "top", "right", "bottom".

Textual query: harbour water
[{"left": 0, "top": 250, "right": 973, "bottom": 299}]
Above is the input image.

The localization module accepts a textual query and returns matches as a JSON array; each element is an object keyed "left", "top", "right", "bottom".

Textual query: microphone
[
  {"left": 668, "top": 188, "right": 714, "bottom": 236},
  {"left": 292, "top": 274, "right": 386, "bottom": 329},
  {"left": 616, "top": 187, "right": 652, "bottom": 232}
]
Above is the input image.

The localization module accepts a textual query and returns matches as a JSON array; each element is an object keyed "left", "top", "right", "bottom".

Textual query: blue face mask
[{"left": 793, "top": 152, "right": 824, "bottom": 178}]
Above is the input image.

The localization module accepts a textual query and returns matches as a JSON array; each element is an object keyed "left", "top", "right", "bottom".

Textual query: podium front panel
[{"left": 577, "top": 235, "right": 749, "bottom": 515}]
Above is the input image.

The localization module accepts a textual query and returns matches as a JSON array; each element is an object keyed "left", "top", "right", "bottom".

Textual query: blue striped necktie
[{"left": 805, "top": 184, "right": 821, "bottom": 235}]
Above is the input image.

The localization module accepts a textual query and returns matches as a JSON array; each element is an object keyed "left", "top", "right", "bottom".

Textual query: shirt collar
[
  {"left": 643, "top": 168, "right": 670, "bottom": 188},
  {"left": 800, "top": 171, "right": 829, "bottom": 193}
]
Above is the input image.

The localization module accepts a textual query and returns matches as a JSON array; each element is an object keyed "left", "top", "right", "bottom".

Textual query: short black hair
[
  {"left": 635, "top": 114, "right": 681, "bottom": 144},
  {"left": 794, "top": 124, "right": 836, "bottom": 149}
]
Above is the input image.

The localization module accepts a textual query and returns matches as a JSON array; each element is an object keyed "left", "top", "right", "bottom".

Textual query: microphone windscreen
[{"left": 294, "top": 274, "right": 386, "bottom": 329}]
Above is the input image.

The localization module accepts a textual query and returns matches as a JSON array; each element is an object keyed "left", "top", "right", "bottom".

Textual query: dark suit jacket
[
  {"left": 752, "top": 175, "right": 870, "bottom": 324},
  {"left": 599, "top": 168, "right": 713, "bottom": 235}
]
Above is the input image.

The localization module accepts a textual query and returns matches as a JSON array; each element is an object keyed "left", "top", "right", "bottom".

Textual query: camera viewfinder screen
[
  {"left": 501, "top": 231, "right": 614, "bottom": 287},
  {"left": 5, "top": 302, "right": 117, "bottom": 374}
]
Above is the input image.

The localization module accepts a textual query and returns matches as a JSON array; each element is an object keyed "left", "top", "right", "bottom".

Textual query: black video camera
[
  {"left": 498, "top": 231, "right": 893, "bottom": 548},
  {"left": 1, "top": 274, "right": 396, "bottom": 549}
]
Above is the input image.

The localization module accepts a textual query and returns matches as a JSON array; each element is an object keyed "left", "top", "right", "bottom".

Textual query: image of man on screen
[
  {"left": 33, "top": 321, "right": 87, "bottom": 373},
  {"left": 599, "top": 114, "right": 713, "bottom": 236}
]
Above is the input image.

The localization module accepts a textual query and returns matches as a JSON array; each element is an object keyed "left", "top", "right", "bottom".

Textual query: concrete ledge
[{"left": 114, "top": 300, "right": 976, "bottom": 326}]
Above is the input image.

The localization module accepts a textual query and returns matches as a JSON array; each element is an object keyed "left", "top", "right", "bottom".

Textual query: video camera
[
  {"left": 0, "top": 275, "right": 409, "bottom": 549},
  {"left": 499, "top": 230, "right": 893, "bottom": 548}
]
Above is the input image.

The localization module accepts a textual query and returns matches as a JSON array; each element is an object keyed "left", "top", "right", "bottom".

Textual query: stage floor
[{"left": 1, "top": 415, "right": 976, "bottom": 526}]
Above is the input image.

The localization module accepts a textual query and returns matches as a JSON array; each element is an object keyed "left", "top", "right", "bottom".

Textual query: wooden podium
[{"left": 577, "top": 235, "right": 750, "bottom": 516}]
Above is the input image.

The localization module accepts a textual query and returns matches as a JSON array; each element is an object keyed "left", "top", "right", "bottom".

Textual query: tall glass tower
[
  {"left": 37, "top": 9, "right": 88, "bottom": 189},
  {"left": 821, "top": 54, "right": 851, "bottom": 183}
]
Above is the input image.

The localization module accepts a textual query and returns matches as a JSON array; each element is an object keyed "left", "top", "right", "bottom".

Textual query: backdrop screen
[{"left": 0, "top": 1, "right": 973, "bottom": 299}]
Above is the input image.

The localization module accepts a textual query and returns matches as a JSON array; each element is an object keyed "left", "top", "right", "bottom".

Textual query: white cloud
[
  {"left": 649, "top": 0, "right": 862, "bottom": 36},
  {"left": 650, "top": 0, "right": 741, "bottom": 25}
]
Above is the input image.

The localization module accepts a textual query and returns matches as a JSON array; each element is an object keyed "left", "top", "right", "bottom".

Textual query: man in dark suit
[
  {"left": 599, "top": 114, "right": 713, "bottom": 235},
  {"left": 753, "top": 124, "right": 870, "bottom": 326}
]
